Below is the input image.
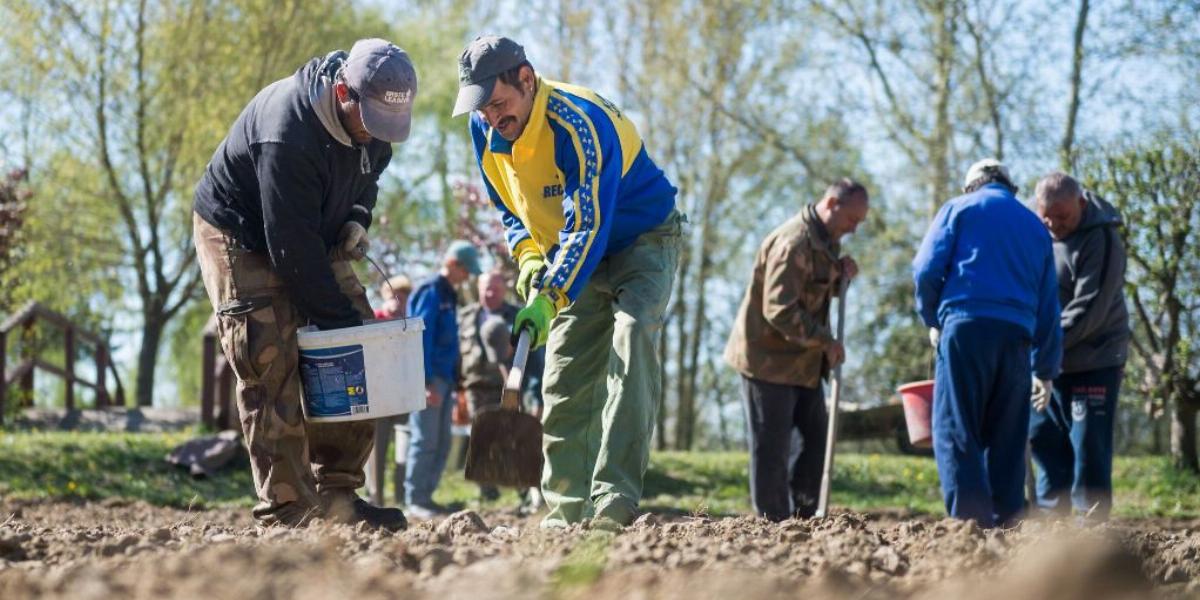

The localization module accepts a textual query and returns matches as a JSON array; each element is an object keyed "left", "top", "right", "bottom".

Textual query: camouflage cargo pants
[{"left": 194, "top": 213, "right": 375, "bottom": 526}]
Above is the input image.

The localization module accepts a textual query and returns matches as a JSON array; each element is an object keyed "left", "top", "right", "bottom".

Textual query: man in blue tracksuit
[
  {"left": 1029, "top": 172, "right": 1129, "bottom": 520},
  {"left": 912, "top": 159, "right": 1063, "bottom": 528},
  {"left": 404, "top": 240, "right": 481, "bottom": 519}
]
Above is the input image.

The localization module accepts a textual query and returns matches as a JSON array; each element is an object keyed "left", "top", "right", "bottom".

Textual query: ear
[
  {"left": 519, "top": 65, "right": 535, "bottom": 91},
  {"left": 334, "top": 81, "right": 350, "bottom": 103}
]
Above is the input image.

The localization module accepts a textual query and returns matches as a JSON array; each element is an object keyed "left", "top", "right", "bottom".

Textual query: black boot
[
  {"left": 350, "top": 497, "right": 408, "bottom": 532},
  {"left": 322, "top": 491, "right": 408, "bottom": 532}
]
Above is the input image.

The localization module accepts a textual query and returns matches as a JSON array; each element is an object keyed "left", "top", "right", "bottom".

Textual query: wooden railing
[
  {"left": 0, "top": 301, "right": 126, "bottom": 424},
  {"left": 199, "top": 316, "right": 236, "bottom": 430}
]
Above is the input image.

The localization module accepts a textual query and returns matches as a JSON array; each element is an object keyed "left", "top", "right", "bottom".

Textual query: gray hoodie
[{"left": 1053, "top": 191, "right": 1130, "bottom": 374}]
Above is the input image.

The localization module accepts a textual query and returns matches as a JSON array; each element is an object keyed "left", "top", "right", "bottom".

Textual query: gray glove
[
  {"left": 1031, "top": 377, "right": 1052, "bottom": 412},
  {"left": 331, "top": 221, "right": 368, "bottom": 262},
  {"left": 928, "top": 327, "right": 940, "bottom": 349}
]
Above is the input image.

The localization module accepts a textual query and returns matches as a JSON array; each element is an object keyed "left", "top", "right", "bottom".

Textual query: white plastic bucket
[{"left": 297, "top": 317, "right": 425, "bottom": 423}]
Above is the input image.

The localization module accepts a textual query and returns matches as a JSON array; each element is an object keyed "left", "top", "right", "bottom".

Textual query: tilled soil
[{"left": 0, "top": 498, "right": 1196, "bottom": 599}]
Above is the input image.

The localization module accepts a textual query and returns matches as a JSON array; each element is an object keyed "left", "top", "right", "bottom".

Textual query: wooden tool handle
[
  {"left": 816, "top": 276, "right": 850, "bottom": 518},
  {"left": 501, "top": 329, "right": 531, "bottom": 411}
]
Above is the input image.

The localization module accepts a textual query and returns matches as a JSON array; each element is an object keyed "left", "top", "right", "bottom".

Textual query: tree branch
[
  {"left": 963, "top": 4, "right": 1005, "bottom": 159},
  {"left": 92, "top": 1, "right": 150, "bottom": 302},
  {"left": 812, "top": 1, "right": 924, "bottom": 149},
  {"left": 1129, "top": 285, "right": 1162, "bottom": 354}
]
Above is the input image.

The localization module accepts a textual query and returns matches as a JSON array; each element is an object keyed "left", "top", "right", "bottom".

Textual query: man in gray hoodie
[{"left": 1029, "top": 172, "right": 1130, "bottom": 520}]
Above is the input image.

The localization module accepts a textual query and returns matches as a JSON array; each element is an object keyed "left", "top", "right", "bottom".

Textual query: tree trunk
[
  {"left": 927, "top": 0, "right": 957, "bottom": 215},
  {"left": 1171, "top": 399, "right": 1199, "bottom": 473},
  {"left": 135, "top": 314, "right": 165, "bottom": 407},
  {"left": 1153, "top": 410, "right": 1163, "bottom": 455},
  {"left": 1059, "top": 0, "right": 1090, "bottom": 170},
  {"left": 671, "top": 235, "right": 693, "bottom": 451},
  {"left": 655, "top": 323, "right": 668, "bottom": 451}
]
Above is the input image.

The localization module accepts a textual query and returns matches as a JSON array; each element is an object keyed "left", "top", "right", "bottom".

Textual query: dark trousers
[
  {"left": 933, "top": 317, "right": 1032, "bottom": 528},
  {"left": 1029, "top": 366, "right": 1122, "bottom": 520},
  {"left": 742, "top": 376, "right": 827, "bottom": 521}
]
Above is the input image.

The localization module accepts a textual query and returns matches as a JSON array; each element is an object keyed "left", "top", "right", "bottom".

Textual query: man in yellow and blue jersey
[{"left": 453, "top": 35, "right": 684, "bottom": 529}]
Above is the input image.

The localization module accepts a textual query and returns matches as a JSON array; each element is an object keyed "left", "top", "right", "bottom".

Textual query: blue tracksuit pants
[
  {"left": 1028, "top": 366, "right": 1122, "bottom": 520},
  {"left": 933, "top": 317, "right": 1032, "bottom": 528}
]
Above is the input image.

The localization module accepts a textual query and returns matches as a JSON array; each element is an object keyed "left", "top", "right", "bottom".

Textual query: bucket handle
[{"left": 365, "top": 253, "right": 408, "bottom": 332}]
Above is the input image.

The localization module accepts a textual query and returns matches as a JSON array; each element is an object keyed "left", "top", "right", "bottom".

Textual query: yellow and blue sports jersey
[{"left": 469, "top": 77, "right": 677, "bottom": 307}]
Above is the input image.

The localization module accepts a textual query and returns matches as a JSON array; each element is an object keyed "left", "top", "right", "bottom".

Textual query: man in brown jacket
[{"left": 724, "top": 179, "right": 869, "bottom": 520}]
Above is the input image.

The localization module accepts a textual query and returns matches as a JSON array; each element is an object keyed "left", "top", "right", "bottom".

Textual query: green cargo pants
[
  {"left": 540, "top": 211, "right": 685, "bottom": 527},
  {"left": 194, "top": 213, "right": 375, "bottom": 526}
]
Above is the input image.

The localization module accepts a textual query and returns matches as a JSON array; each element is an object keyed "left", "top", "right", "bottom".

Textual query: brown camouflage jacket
[{"left": 724, "top": 205, "right": 843, "bottom": 388}]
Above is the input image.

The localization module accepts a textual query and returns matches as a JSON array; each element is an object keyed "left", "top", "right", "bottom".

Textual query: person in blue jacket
[
  {"left": 404, "top": 240, "right": 481, "bottom": 519},
  {"left": 912, "top": 158, "right": 1063, "bottom": 528}
]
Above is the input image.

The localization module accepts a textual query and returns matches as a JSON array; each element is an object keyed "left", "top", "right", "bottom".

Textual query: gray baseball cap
[
  {"left": 452, "top": 35, "right": 527, "bottom": 117},
  {"left": 343, "top": 39, "right": 418, "bottom": 143},
  {"left": 445, "top": 240, "right": 482, "bottom": 275}
]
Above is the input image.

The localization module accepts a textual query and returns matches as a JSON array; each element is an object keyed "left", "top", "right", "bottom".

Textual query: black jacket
[
  {"left": 1054, "top": 191, "right": 1130, "bottom": 374},
  {"left": 193, "top": 52, "right": 391, "bottom": 329}
]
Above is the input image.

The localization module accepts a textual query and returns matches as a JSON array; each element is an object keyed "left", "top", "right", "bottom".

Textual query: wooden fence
[{"left": 0, "top": 301, "right": 125, "bottom": 424}]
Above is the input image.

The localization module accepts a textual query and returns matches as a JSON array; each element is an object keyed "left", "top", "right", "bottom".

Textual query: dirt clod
[{"left": 434, "top": 510, "right": 489, "bottom": 541}]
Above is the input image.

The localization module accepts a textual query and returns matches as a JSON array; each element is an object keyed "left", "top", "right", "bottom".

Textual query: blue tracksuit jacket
[
  {"left": 469, "top": 78, "right": 677, "bottom": 309},
  {"left": 912, "top": 183, "right": 1063, "bottom": 380}
]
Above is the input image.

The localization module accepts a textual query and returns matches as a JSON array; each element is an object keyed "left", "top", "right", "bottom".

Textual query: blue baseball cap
[{"left": 343, "top": 39, "right": 418, "bottom": 143}]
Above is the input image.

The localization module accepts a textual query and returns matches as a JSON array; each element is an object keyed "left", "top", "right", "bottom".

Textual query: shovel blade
[{"left": 464, "top": 408, "right": 544, "bottom": 488}]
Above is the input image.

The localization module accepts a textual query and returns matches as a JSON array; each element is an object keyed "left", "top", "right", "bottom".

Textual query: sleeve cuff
[
  {"left": 347, "top": 205, "right": 372, "bottom": 230},
  {"left": 818, "top": 327, "right": 836, "bottom": 347},
  {"left": 541, "top": 287, "right": 571, "bottom": 311},
  {"left": 513, "top": 238, "right": 541, "bottom": 264}
]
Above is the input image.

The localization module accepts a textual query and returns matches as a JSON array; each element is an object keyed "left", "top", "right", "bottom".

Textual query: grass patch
[
  {"left": 2, "top": 430, "right": 1198, "bottom": 519},
  {"left": 0, "top": 430, "right": 255, "bottom": 509},
  {"left": 1112, "top": 455, "right": 1200, "bottom": 519},
  {"left": 641, "top": 451, "right": 943, "bottom": 516},
  {"left": 550, "top": 532, "right": 614, "bottom": 593}
]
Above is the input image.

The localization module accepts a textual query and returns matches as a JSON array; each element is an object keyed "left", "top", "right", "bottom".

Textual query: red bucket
[{"left": 897, "top": 380, "right": 934, "bottom": 448}]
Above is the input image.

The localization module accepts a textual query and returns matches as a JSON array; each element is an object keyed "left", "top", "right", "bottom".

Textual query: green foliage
[
  {"left": 1113, "top": 455, "right": 1200, "bottom": 518},
  {"left": 1081, "top": 136, "right": 1200, "bottom": 465}
]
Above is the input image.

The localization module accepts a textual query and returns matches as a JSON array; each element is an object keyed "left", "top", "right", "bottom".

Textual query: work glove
[
  {"left": 330, "top": 221, "right": 368, "bottom": 262},
  {"left": 928, "top": 327, "right": 940, "bottom": 349},
  {"left": 516, "top": 254, "right": 547, "bottom": 302},
  {"left": 1031, "top": 377, "right": 1052, "bottom": 412},
  {"left": 513, "top": 293, "right": 557, "bottom": 349}
]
